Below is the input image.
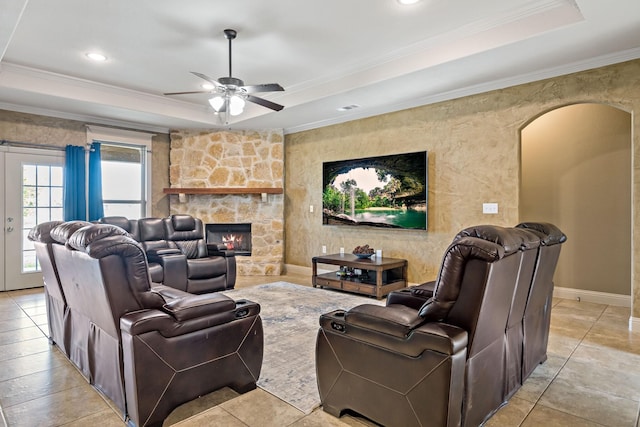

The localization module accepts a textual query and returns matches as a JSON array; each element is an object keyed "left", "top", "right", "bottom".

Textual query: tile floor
[{"left": 0, "top": 274, "right": 639, "bottom": 427}]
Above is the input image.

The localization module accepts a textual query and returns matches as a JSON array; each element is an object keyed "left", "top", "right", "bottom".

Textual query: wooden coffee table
[{"left": 312, "top": 253, "right": 407, "bottom": 299}]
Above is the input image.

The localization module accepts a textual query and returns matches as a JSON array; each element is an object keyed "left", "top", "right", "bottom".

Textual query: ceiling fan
[{"left": 164, "top": 28, "right": 284, "bottom": 116}]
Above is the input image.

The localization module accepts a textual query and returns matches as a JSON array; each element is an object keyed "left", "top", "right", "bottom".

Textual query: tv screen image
[{"left": 322, "top": 151, "right": 427, "bottom": 230}]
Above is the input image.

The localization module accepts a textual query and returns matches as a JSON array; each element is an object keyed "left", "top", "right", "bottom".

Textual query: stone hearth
[{"left": 168, "top": 129, "right": 284, "bottom": 275}]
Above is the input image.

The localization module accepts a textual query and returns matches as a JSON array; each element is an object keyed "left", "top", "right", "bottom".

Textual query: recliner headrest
[
  {"left": 455, "top": 225, "right": 524, "bottom": 255},
  {"left": 98, "top": 216, "right": 132, "bottom": 232},
  {"left": 28, "top": 221, "right": 64, "bottom": 244},
  {"left": 419, "top": 236, "right": 505, "bottom": 320},
  {"left": 171, "top": 214, "right": 196, "bottom": 232},
  {"left": 516, "top": 222, "right": 567, "bottom": 246},
  {"left": 50, "top": 221, "right": 92, "bottom": 244},
  {"left": 67, "top": 224, "right": 130, "bottom": 252}
]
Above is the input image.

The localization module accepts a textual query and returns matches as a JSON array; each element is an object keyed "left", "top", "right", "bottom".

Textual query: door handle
[{"left": 6, "top": 226, "right": 14, "bottom": 232}]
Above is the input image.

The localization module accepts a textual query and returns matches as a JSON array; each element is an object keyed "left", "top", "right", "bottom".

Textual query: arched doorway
[{"left": 520, "top": 103, "right": 632, "bottom": 300}]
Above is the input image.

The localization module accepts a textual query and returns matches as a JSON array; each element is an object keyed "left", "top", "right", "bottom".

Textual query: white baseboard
[{"left": 553, "top": 286, "right": 630, "bottom": 307}]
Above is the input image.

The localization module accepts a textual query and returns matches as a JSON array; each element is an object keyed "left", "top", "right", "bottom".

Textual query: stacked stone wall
[{"left": 169, "top": 129, "right": 284, "bottom": 275}]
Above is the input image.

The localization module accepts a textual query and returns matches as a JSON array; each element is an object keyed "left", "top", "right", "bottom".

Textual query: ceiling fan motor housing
[{"left": 218, "top": 76, "right": 244, "bottom": 88}]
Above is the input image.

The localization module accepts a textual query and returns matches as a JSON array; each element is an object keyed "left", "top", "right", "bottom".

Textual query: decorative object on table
[{"left": 352, "top": 244, "right": 375, "bottom": 258}]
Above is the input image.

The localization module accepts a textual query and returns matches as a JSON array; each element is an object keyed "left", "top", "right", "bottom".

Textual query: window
[
  {"left": 101, "top": 144, "right": 145, "bottom": 218},
  {"left": 86, "top": 126, "right": 153, "bottom": 219}
]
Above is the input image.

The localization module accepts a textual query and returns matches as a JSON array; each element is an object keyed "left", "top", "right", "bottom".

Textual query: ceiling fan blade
[
  {"left": 190, "top": 71, "right": 221, "bottom": 87},
  {"left": 164, "top": 90, "right": 211, "bottom": 96},
  {"left": 241, "top": 83, "right": 284, "bottom": 93},
  {"left": 247, "top": 94, "right": 284, "bottom": 111}
]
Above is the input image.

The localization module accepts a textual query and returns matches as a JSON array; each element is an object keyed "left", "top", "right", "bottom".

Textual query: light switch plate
[{"left": 483, "top": 203, "right": 498, "bottom": 214}]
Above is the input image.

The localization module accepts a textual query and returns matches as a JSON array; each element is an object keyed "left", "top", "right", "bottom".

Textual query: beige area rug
[{"left": 222, "top": 282, "right": 385, "bottom": 414}]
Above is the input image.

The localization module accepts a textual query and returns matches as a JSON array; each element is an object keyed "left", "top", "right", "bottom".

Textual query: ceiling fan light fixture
[
  {"left": 86, "top": 52, "right": 107, "bottom": 62},
  {"left": 209, "top": 96, "right": 225, "bottom": 111},
  {"left": 229, "top": 95, "right": 246, "bottom": 116}
]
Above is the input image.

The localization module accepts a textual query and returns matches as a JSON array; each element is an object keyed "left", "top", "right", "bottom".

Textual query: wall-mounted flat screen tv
[{"left": 322, "top": 151, "right": 427, "bottom": 230}]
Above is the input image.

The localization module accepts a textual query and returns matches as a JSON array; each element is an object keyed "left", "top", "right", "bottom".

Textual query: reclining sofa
[
  {"left": 315, "top": 223, "right": 565, "bottom": 427},
  {"left": 29, "top": 220, "right": 263, "bottom": 427},
  {"left": 97, "top": 214, "right": 236, "bottom": 293}
]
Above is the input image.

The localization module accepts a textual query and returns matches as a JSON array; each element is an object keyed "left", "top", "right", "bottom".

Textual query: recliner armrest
[
  {"left": 320, "top": 307, "right": 467, "bottom": 357},
  {"left": 146, "top": 251, "right": 188, "bottom": 291},
  {"left": 346, "top": 304, "right": 424, "bottom": 337},
  {"left": 207, "top": 243, "right": 235, "bottom": 257},
  {"left": 146, "top": 248, "right": 183, "bottom": 259},
  {"left": 120, "top": 298, "right": 260, "bottom": 337},
  {"left": 412, "top": 280, "right": 436, "bottom": 297},
  {"left": 162, "top": 293, "right": 236, "bottom": 321}
]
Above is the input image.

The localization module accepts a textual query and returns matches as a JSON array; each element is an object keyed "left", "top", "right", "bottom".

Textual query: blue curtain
[
  {"left": 88, "top": 142, "right": 104, "bottom": 220},
  {"left": 63, "top": 145, "right": 86, "bottom": 221}
]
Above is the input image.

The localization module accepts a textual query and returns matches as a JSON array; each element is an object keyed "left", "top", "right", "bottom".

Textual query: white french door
[{"left": 2, "top": 149, "right": 64, "bottom": 291}]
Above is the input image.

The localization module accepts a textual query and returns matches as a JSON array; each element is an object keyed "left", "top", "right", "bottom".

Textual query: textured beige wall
[
  {"left": 284, "top": 59, "right": 640, "bottom": 317},
  {"left": 0, "top": 110, "right": 86, "bottom": 146},
  {"left": 150, "top": 132, "right": 170, "bottom": 217},
  {"left": 521, "top": 104, "right": 631, "bottom": 295},
  {"left": 0, "top": 110, "right": 171, "bottom": 217}
]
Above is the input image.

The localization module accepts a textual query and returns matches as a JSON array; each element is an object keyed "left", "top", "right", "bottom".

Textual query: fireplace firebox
[{"left": 206, "top": 223, "right": 252, "bottom": 256}]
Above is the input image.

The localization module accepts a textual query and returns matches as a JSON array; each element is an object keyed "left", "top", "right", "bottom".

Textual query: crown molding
[{"left": 284, "top": 47, "right": 640, "bottom": 135}]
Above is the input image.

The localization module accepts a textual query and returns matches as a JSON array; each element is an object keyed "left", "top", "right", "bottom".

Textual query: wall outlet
[
  {"left": 339, "top": 247, "right": 345, "bottom": 255},
  {"left": 483, "top": 203, "right": 499, "bottom": 214},
  {"left": 309, "top": 205, "right": 314, "bottom": 213},
  {"left": 322, "top": 245, "right": 327, "bottom": 254}
]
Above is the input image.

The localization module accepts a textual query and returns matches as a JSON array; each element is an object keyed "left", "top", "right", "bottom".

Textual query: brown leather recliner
[
  {"left": 98, "top": 215, "right": 236, "bottom": 293},
  {"left": 368, "top": 224, "right": 565, "bottom": 424},
  {"left": 316, "top": 227, "right": 525, "bottom": 427},
  {"left": 28, "top": 220, "right": 69, "bottom": 356},
  {"left": 45, "top": 222, "right": 263, "bottom": 427},
  {"left": 516, "top": 222, "right": 567, "bottom": 380}
]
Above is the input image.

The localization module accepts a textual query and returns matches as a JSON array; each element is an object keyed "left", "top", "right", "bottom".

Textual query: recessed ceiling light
[
  {"left": 86, "top": 52, "right": 107, "bottom": 62},
  {"left": 397, "top": 0, "right": 420, "bottom": 4},
  {"left": 337, "top": 104, "right": 360, "bottom": 112}
]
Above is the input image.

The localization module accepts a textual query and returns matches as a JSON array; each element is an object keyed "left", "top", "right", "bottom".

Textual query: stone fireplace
[{"left": 167, "top": 129, "right": 284, "bottom": 275}]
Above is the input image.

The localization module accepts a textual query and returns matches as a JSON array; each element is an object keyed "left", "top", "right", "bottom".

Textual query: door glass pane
[
  {"left": 37, "top": 188, "right": 50, "bottom": 206},
  {"left": 23, "top": 165, "right": 37, "bottom": 185},
  {"left": 37, "top": 165, "right": 50, "bottom": 185},
  {"left": 51, "top": 167, "right": 63, "bottom": 186},
  {"left": 51, "top": 208, "right": 63, "bottom": 221},
  {"left": 21, "top": 163, "right": 64, "bottom": 272},
  {"left": 51, "top": 187, "right": 63, "bottom": 206}
]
